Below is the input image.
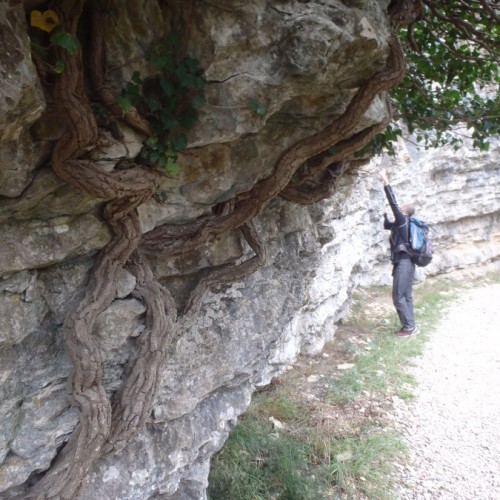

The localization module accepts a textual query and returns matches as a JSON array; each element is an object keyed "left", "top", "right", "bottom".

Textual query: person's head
[{"left": 401, "top": 203, "right": 415, "bottom": 217}]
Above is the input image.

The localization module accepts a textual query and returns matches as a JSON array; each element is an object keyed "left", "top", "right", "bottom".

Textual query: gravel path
[{"left": 392, "top": 283, "right": 500, "bottom": 500}]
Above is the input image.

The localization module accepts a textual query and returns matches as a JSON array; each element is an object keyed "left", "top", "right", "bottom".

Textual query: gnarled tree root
[{"left": 104, "top": 251, "right": 178, "bottom": 454}]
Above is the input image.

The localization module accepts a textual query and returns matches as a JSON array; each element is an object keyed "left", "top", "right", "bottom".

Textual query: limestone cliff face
[{"left": 0, "top": 1, "right": 498, "bottom": 499}]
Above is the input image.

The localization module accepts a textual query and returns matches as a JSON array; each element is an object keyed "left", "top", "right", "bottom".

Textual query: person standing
[{"left": 378, "top": 169, "right": 418, "bottom": 337}]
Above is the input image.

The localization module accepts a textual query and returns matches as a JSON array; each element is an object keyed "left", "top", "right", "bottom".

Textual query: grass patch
[
  {"left": 325, "top": 331, "right": 423, "bottom": 405},
  {"left": 208, "top": 276, "right": 484, "bottom": 499},
  {"left": 208, "top": 401, "right": 405, "bottom": 500},
  {"left": 251, "top": 393, "right": 304, "bottom": 421},
  {"left": 208, "top": 411, "right": 322, "bottom": 500}
]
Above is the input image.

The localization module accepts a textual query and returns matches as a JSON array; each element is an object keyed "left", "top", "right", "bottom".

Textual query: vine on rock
[
  {"left": 17, "top": 0, "right": 421, "bottom": 498},
  {"left": 117, "top": 35, "right": 206, "bottom": 175}
]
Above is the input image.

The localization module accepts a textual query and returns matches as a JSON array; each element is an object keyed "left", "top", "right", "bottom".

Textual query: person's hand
[{"left": 378, "top": 169, "right": 389, "bottom": 186}]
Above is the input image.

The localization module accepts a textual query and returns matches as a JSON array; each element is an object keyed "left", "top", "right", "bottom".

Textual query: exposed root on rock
[
  {"left": 104, "top": 251, "right": 177, "bottom": 454},
  {"left": 279, "top": 121, "right": 388, "bottom": 204},
  {"left": 184, "top": 221, "right": 268, "bottom": 315}
]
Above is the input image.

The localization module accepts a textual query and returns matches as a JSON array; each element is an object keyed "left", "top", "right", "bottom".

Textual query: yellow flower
[{"left": 30, "top": 9, "right": 60, "bottom": 33}]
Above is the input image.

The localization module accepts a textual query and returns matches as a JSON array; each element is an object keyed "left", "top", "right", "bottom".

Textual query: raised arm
[{"left": 378, "top": 169, "right": 406, "bottom": 226}]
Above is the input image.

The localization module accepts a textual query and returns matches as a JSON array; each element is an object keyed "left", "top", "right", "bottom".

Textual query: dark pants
[{"left": 392, "top": 258, "right": 415, "bottom": 329}]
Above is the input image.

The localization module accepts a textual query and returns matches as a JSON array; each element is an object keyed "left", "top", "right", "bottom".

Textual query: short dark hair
[{"left": 406, "top": 204, "right": 415, "bottom": 216}]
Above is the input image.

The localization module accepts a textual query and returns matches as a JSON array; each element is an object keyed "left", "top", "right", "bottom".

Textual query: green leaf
[
  {"left": 165, "top": 158, "right": 181, "bottom": 176},
  {"left": 50, "top": 30, "right": 80, "bottom": 55},
  {"left": 165, "top": 33, "right": 180, "bottom": 52},
  {"left": 171, "top": 133, "right": 187, "bottom": 151},
  {"left": 149, "top": 151, "right": 160, "bottom": 163},
  {"left": 178, "top": 109, "right": 198, "bottom": 129},
  {"left": 160, "top": 109, "right": 179, "bottom": 130},
  {"left": 117, "top": 95, "right": 132, "bottom": 114},
  {"left": 164, "top": 144, "right": 177, "bottom": 159},
  {"left": 125, "top": 81, "right": 141, "bottom": 103},
  {"left": 146, "top": 97, "right": 161, "bottom": 112},
  {"left": 183, "top": 56, "right": 201, "bottom": 73},
  {"left": 150, "top": 118, "right": 164, "bottom": 137},
  {"left": 131, "top": 71, "right": 142, "bottom": 84},
  {"left": 145, "top": 136, "right": 159, "bottom": 148},
  {"left": 148, "top": 51, "right": 172, "bottom": 71},
  {"left": 194, "top": 76, "right": 205, "bottom": 90},
  {"left": 248, "top": 98, "right": 267, "bottom": 116},
  {"left": 176, "top": 65, "right": 196, "bottom": 88},
  {"left": 159, "top": 76, "right": 176, "bottom": 98},
  {"left": 192, "top": 93, "right": 206, "bottom": 108},
  {"left": 53, "top": 60, "right": 65, "bottom": 74}
]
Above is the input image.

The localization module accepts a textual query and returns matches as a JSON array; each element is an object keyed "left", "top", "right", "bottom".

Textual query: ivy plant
[
  {"left": 118, "top": 36, "right": 205, "bottom": 175},
  {"left": 29, "top": 9, "right": 81, "bottom": 73}
]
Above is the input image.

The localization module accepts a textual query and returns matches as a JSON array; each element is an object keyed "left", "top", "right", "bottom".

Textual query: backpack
[{"left": 407, "top": 217, "right": 433, "bottom": 267}]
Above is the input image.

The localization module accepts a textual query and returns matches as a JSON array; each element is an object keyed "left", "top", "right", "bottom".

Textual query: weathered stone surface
[
  {"left": 93, "top": 298, "right": 147, "bottom": 391},
  {"left": 190, "top": 0, "right": 390, "bottom": 147},
  {"left": 0, "top": 1, "right": 45, "bottom": 196},
  {"left": 78, "top": 384, "right": 252, "bottom": 500},
  {"left": 0, "top": 214, "right": 111, "bottom": 276},
  {"left": 5, "top": 383, "right": 78, "bottom": 485},
  {"left": 121, "top": 0, "right": 393, "bottom": 213},
  {"left": 0, "top": 324, "right": 73, "bottom": 492},
  {"left": 148, "top": 229, "right": 243, "bottom": 280},
  {"left": 38, "top": 258, "right": 94, "bottom": 321},
  {"left": 0, "top": 130, "right": 41, "bottom": 198},
  {"left": 0, "top": 271, "right": 48, "bottom": 348},
  {"left": 115, "top": 269, "right": 137, "bottom": 299},
  {"left": 0, "top": 167, "right": 104, "bottom": 223}
]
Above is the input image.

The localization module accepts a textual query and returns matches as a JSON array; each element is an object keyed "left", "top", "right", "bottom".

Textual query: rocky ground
[{"left": 391, "top": 282, "right": 500, "bottom": 500}]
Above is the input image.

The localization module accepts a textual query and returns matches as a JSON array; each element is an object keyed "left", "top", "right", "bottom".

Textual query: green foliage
[
  {"left": 28, "top": 8, "right": 80, "bottom": 74},
  {"left": 118, "top": 35, "right": 205, "bottom": 174},
  {"left": 141, "top": 137, "right": 181, "bottom": 176},
  {"left": 208, "top": 395, "right": 405, "bottom": 499},
  {"left": 355, "top": 125, "right": 403, "bottom": 158},
  {"left": 385, "top": 1, "right": 500, "bottom": 153},
  {"left": 208, "top": 413, "right": 320, "bottom": 500},
  {"left": 247, "top": 98, "right": 267, "bottom": 116},
  {"left": 49, "top": 29, "right": 80, "bottom": 55}
]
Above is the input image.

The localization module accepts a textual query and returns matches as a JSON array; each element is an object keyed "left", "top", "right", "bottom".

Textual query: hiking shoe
[{"left": 396, "top": 325, "right": 419, "bottom": 337}]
